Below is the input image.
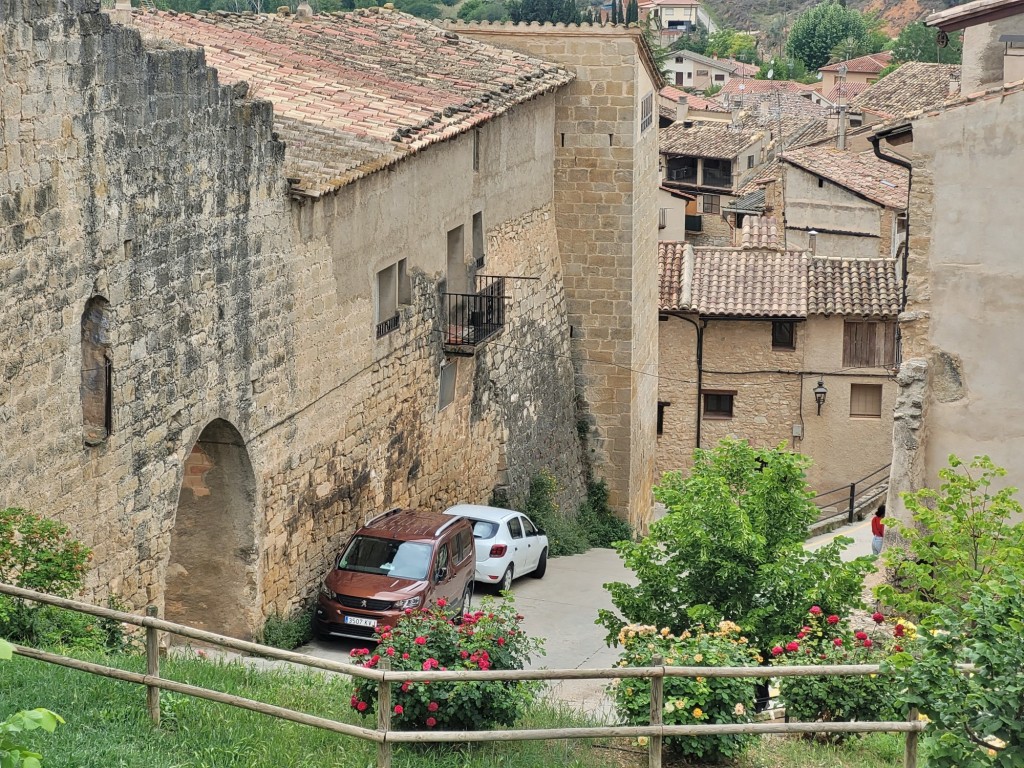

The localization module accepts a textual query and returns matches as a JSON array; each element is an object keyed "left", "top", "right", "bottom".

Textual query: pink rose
[
  {"left": 414, "top": 636, "right": 427, "bottom": 645},
  {"left": 426, "top": 717, "right": 437, "bottom": 727},
  {"left": 771, "top": 646, "right": 783, "bottom": 657},
  {"left": 356, "top": 701, "right": 368, "bottom": 712},
  {"left": 826, "top": 615, "right": 839, "bottom": 625},
  {"left": 427, "top": 701, "right": 439, "bottom": 712},
  {"left": 862, "top": 638, "right": 873, "bottom": 648},
  {"left": 402, "top": 652, "right": 410, "bottom": 660},
  {"left": 436, "top": 598, "right": 447, "bottom": 608},
  {"left": 833, "top": 638, "right": 843, "bottom": 647},
  {"left": 394, "top": 705, "right": 403, "bottom": 715},
  {"left": 497, "top": 637, "right": 506, "bottom": 646},
  {"left": 809, "top": 606, "right": 822, "bottom": 616},
  {"left": 786, "top": 641, "right": 799, "bottom": 652}
]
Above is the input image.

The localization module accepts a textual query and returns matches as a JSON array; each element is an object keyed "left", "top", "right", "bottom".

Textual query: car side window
[
  {"left": 457, "top": 530, "right": 472, "bottom": 563},
  {"left": 508, "top": 517, "right": 523, "bottom": 540},
  {"left": 435, "top": 543, "right": 450, "bottom": 579},
  {"left": 521, "top": 517, "right": 537, "bottom": 536}
]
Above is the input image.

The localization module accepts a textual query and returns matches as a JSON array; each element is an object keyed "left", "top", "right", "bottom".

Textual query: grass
[
  {"left": 0, "top": 651, "right": 622, "bottom": 768},
  {"left": 736, "top": 733, "right": 903, "bottom": 768}
]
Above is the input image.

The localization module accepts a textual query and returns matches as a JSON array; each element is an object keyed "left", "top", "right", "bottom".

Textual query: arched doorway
[{"left": 166, "top": 419, "right": 258, "bottom": 640}]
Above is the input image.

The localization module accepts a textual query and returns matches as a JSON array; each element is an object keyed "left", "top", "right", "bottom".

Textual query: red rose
[
  {"left": 771, "top": 646, "right": 783, "bottom": 657},
  {"left": 427, "top": 702, "right": 439, "bottom": 712},
  {"left": 401, "top": 682, "right": 410, "bottom": 692},
  {"left": 497, "top": 637, "right": 506, "bottom": 646},
  {"left": 460, "top": 650, "right": 469, "bottom": 659},
  {"left": 796, "top": 631, "right": 806, "bottom": 639},
  {"left": 893, "top": 644, "right": 903, "bottom": 652},
  {"left": 350, "top": 695, "right": 358, "bottom": 708},
  {"left": 426, "top": 717, "right": 437, "bottom": 727},
  {"left": 863, "top": 638, "right": 873, "bottom": 648},
  {"left": 356, "top": 701, "right": 368, "bottom": 712},
  {"left": 394, "top": 705, "right": 403, "bottom": 715},
  {"left": 802, "top": 626, "right": 812, "bottom": 633},
  {"left": 479, "top": 660, "right": 491, "bottom": 670},
  {"left": 894, "top": 624, "right": 906, "bottom": 637},
  {"left": 855, "top": 631, "right": 868, "bottom": 641},
  {"left": 827, "top": 615, "right": 839, "bottom": 625},
  {"left": 833, "top": 638, "right": 843, "bottom": 647},
  {"left": 423, "top": 658, "right": 438, "bottom": 670},
  {"left": 809, "top": 606, "right": 822, "bottom": 615},
  {"left": 415, "top": 636, "right": 427, "bottom": 645},
  {"left": 872, "top": 612, "right": 885, "bottom": 624},
  {"left": 404, "top": 608, "right": 413, "bottom": 615},
  {"left": 786, "top": 641, "right": 799, "bottom": 652},
  {"left": 402, "top": 653, "right": 410, "bottom": 660},
  {"left": 386, "top": 647, "right": 395, "bottom": 656},
  {"left": 436, "top": 598, "right": 447, "bottom": 608}
]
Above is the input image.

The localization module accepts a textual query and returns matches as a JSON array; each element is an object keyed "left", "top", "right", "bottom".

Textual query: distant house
[
  {"left": 818, "top": 52, "right": 893, "bottom": 92},
  {"left": 658, "top": 85, "right": 730, "bottom": 127},
  {"left": 666, "top": 49, "right": 757, "bottom": 90},
  {"left": 779, "top": 146, "right": 909, "bottom": 259},
  {"left": 640, "top": 0, "right": 718, "bottom": 40},
  {"left": 657, "top": 242, "right": 900, "bottom": 496}
]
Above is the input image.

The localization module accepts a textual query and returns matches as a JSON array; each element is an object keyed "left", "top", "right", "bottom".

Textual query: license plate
[{"left": 343, "top": 615, "right": 377, "bottom": 628}]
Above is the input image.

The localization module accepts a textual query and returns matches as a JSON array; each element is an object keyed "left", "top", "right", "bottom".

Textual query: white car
[{"left": 443, "top": 504, "right": 548, "bottom": 591}]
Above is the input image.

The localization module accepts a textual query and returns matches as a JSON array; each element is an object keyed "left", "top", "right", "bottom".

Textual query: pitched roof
[
  {"left": 808, "top": 258, "right": 901, "bottom": 317},
  {"left": 133, "top": 9, "right": 573, "bottom": 197},
  {"left": 661, "top": 85, "right": 686, "bottom": 102},
  {"left": 673, "top": 50, "right": 755, "bottom": 75},
  {"left": 659, "top": 185, "right": 697, "bottom": 200},
  {"left": 719, "top": 78, "right": 815, "bottom": 99},
  {"left": 659, "top": 119, "right": 761, "bottom": 158},
  {"left": 737, "top": 213, "right": 779, "bottom": 247},
  {"left": 819, "top": 52, "right": 893, "bottom": 74},
  {"left": 825, "top": 81, "right": 871, "bottom": 103},
  {"left": 686, "top": 92, "right": 730, "bottom": 112},
  {"left": 850, "top": 61, "right": 960, "bottom": 119},
  {"left": 725, "top": 189, "right": 767, "bottom": 215},
  {"left": 658, "top": 243, "right": 901, "bottom": 317},
  {"left": 781, "top": 146, "right": 909, "bottom": 209},
  {"left": 926, "top": 0, "right": 1024, "bottom": 30}
]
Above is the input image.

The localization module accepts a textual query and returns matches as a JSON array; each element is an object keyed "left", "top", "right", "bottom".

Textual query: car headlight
[{"left": 393, "top": 596, "right": 422, "bottom": 610}]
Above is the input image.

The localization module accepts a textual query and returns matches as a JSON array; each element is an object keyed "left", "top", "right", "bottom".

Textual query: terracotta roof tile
[
  {"left": 659, "top": 119, "right": 761, "bottom": 159},
  {"left": 820, "top": 52, "right": 893, "bottom": 74},
  {"left": 850, "top": 61, "right": 960, "bottom": 119},
  {"left": 808, "top": 257, "right": 900, "bottom": 317},
  {"left": 134, "top": 9, "right": 573, "bottom": 196},
  {"left": 739, "top": 214, "right": 779, "bottom": 248},
  {"left": 825, "top": 81, "right": 871, "bottom": 103},
  {"left": 719, "top": 78, "right": 815, "bottom": 98},
  {"left": 685, "top": 92, "right": 729, "bottom": 112},
  {"left": 781, "top": 145, "right": 909, "bottom": 209}
]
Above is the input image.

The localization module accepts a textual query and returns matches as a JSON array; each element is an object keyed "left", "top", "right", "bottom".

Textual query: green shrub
[
  {"left": 0, "top": 637, "right": 63, "bottom": 766},
  {"left": 350, "top": 595, "right": 543, "bottom": 731},
  {"left": 522, "top": 471, "right": 588, "bottom": 557},
  {"left": 576, "top": 479, "right": 632, "bottom": 548},
  {"left": 773, "top": 607, "right": 909, "bottom": 735},
  {"left": 257, "top": 608, "right": 313, "bottom": 650},
  {"left": 610, "top": 621, "right": 758, "bottom": 762}
]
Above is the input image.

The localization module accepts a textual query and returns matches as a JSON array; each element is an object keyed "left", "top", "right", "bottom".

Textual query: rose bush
[
  {"left": 773, "top": 607, "right": 914, "bottom": 735},
  {"left": 610, "top": 621, "right": 759, "bottom": 762},
  {"left": 350, "top": 595, "right": 543, "bottom": 731}
]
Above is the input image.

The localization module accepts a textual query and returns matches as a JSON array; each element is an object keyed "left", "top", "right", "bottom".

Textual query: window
[
  {"left": 843, "top": 321, "right": 897, "bottom": 368},
  {"left": 702, "top": 390, "right": 735, "bottom": 419},
  {"left": 850, "top": 383, "right": 883, "bottom": 418},
  {"left": 747, "top": 154, "right": 754, "bottom": 169},
  {"left": 81, "top": 296, "right": 113, "bottom": 445},
  {"left": 454, "top": 529, "right": 473, "bottom": 564},
  {"left": 446, "top": 225, "right": 466, "bottom": 293},
  {"left": 640, "top": 91, "right": 654, "bottom": 133},
  {"left": 434, "top": 543, "right": 449, "bottom": 579},
  {"left": 521, "top": 517, "right": 537, "bottom": 536},
  {"left": 772, "top": 321, "right": 795, "bottom": 349},
  {"left": 472, "top": 212, "right": 485, "bottom": 268},
  {"left": 702, "top": 194, "right": 721, "bottom": 215},
  {"left": 473, "top": 129, "right": 480, "bottom": 172},
  {"left": 714, "top": 74, "right": 725, "bottom": 82},
  {"left": 702, "top": 158, "right": 732, "bottom": 188},
  {"left": 658, "top": 208, "right": 667, "bottom": 229},
  {"left": 375, "top": 259, "right": 410, "bottom": 337},
  {"left": 666, "top": 156, "right": 698, "bottom": 183},
  {"left": 657, "top": 401, "right": 669, "bottom": 435},
  {"left": 818, "top": 177, "right": 825, "bottom": 188},
  {"left": 696, "top": 69, "right": 709, "bottom": 76},
  {"left": 508, "top": 517, "right": 523, "bottom": 540},
  {"left": 438, "top": 358, "right": 457, "bottom": 411},
  {"left": 687, "top": 71, "right": 693, "bottom": 79}
]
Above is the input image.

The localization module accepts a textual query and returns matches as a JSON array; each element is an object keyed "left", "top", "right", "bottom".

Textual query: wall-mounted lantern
[{"left": 813, "top": 378, "right": 828, "bottom": 416}]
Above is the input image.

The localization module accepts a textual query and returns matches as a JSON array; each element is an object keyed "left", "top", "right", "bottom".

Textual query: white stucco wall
[{"left": 783, "top": 164, "right": 884, "bottom": 259}]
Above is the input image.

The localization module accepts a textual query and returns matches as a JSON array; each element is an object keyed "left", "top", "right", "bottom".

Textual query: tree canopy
[
  {"left": 705, "top": 29, "right": 758, "bottom": 62},
  {"left": 506, "top": 0, "right": 580, "bottom": 23},
  {"left": 892, "top": 21, "right": 963, "bottom": 64},
  {"left": 786, "top": 1, "right": 881, "bottom": 71}
]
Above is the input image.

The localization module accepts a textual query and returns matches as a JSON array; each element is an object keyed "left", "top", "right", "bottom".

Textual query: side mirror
[{"left": 435, "top": 566, "right": 448, "bottom": 582}]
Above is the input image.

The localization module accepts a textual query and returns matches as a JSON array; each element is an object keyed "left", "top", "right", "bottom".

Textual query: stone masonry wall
[
  {"left": 448, "top": 22, "right": 660, "bottom": 528},
  {"left": 0, "top": 0, "right": 585, "bottom": 634}
]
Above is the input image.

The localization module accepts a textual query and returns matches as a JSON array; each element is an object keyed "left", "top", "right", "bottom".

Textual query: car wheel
[
  {"left": 499, "top": 565, "right": 514, "bottom": 592},
  {"left": 531, "top": 548, "right": 547, "bottom": 579},
  {"left": 459, "top": 581, "right": 473, "bottom": 615}
]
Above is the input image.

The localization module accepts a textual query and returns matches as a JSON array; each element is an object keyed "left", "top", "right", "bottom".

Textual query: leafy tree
[
  {"left": 786, "top": 0, "right": 869, "bottom": 71},
  {"left": 458, "top": 0, "right": 508, "bottom": 20},
  {"left": 668, "top": 21, "right": 708, "bottom": 55},
  {"left": 625, "top": 0, "right": 637, "bottom": 24},
  {"left": 507, "top": 0, "right": 579, "bottom": 23},
  {"left": 394, "top": 0, "right": 441, "bottom": 17},
  {"left": 597, "top": 439, "right": 874, "bottom": 659},
  {"left": 875, "top": 455, "right": 1024, "bottom": 625},
  {"left": 705, "top": 29, "right": 758, "bottom": 62},
  {"left": 893, "top": 21, "right": 963, "bottom": 64},
  {"left": 702, "top": 83, "right": 723, "bottom": 96},
  {"left": 755, "top": 57, "right": 814, "bottom": 83}
]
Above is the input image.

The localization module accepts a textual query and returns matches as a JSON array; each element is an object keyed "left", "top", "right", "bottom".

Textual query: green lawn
[{"left": 1, "top": 652, "right": 901, "bottom": 768}]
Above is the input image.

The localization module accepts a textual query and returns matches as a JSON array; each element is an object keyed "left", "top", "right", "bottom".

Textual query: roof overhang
[{"left": 926, "top": 0, "right": 1024, "bottom": 31}]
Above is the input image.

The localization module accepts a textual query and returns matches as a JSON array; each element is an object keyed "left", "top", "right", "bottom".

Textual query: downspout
[
  {"left": 868, "top": 126, "right": 913, "bottom": 315},
  {"left": 667, "top": 313, "right": 704, "bottom": 449}
]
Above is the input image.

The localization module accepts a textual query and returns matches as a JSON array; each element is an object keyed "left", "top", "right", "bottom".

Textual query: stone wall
[
  {"left": 0, "top": 0, "right": 585, "bottom": 635},
  {"left": 446, "top": 22, "right": 660, "bottom": 529}
]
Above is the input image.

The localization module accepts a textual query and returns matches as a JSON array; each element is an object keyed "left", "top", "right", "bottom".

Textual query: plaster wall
[
  {"left": 961, "top": 18, "right": 1024, "bottom": 92},
  {"left": 658, "top": 188, "right": 689, "bottom": 242}
]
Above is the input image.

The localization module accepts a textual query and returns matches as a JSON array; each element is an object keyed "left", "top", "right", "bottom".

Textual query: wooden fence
[{"left": 0, "top": 583, "right": 928, "bottom": 768}]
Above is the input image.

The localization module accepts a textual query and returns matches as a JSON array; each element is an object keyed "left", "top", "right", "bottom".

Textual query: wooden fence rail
[{"left": 0, "top": 583, "right": 934, "bottom": 768}]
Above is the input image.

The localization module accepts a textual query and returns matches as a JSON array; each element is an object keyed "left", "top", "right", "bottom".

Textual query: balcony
[
  {"left": 443, "top": 275, "right": 507, "bottom": 355},
  {"left": 666, "top": 167, "right": 698, "bottom": 185},
  {"left": 701, "top": 169, "right": 732, "bottom": 189}
]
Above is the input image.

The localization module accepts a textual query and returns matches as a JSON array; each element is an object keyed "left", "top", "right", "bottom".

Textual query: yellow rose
[
  {"left": 696, "top": 676, "right": 705, "bottom": 683},
  {"left": 693, "top": 653, "right": 704, "bottom": 663},
  {"left": 637, "top": 736, "right": 649, "bottom": 747},
  {"left": 665, "top": 657, "right": 675, "bottom": 665},
  {"left": 692, "top": 707, "right": 703, "bottom": 718},
  {"left": 661, "top": 627, "right": 671, "bottom": 636},
  {"left": 734, "top": 703, "right": 745, "bottom": 716}
]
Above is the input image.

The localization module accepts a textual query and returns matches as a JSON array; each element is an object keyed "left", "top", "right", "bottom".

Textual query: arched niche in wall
[{"left": 81, "top": 296, "right": 113, "bottom": 446}]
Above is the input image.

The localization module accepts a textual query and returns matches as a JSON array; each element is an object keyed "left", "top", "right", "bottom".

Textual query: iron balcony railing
[
  {"left": 443, "top": 275, "right": 507, "bottom": 350},
  {"left": 702, "top": 170, "right": 732, "bottom": 189},
  {"left": 375, "top": 314, "right": 400, "bottom": 339}
]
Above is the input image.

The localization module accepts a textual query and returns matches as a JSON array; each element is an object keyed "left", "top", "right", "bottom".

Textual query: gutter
[{"left": 868, "top": 125, "right": 913, "bottom": 316}]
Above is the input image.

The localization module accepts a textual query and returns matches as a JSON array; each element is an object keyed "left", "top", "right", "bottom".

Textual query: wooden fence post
[
  {"left": 904, "top": 706, "right": 919, "bottom": 768},
  {"left": 145, "top": 605, "right": 160, "bottom": 727},
  {"left": 649, "top": 654, "right": 663, "bottom": 768},
  {"left": 377, "top": 658, "right": 392, "bottom": 768}
]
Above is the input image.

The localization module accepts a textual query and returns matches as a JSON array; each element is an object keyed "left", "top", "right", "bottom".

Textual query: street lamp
[{"left": 813, "top": 378, "right": 828, "bottom": 415}]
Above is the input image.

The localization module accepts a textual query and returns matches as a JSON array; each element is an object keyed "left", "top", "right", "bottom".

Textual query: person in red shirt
[{"left": 871, "top": 505, "right": 886, "bottom": 556}]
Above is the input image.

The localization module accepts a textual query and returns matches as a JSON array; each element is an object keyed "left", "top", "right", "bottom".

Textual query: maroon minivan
[{"left": 312, "top": 508, "right": 475, "bottom": 642}]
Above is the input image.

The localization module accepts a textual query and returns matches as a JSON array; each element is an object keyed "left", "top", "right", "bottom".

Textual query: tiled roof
[
  {"left": 820, "top": 52, "right": 893, "bottom": 74},
  {"left": 686, "top": 92, "right": 730, "bottom": 112},
  {"left": 926, "top": 0, "right": 1024, "bottom": 30},
  {"left": 825, "top": 81, "right": 871, "bottom": 103},
  {"left": 659, "top": 119, "right": 761, "bottom": 158},
  {"left": 781, "top": 145, "right": 909, "bottom": 209},
  {"left": 658, "top": 243, "right": 901, "bottom": 317},
  {"left": 719, "top": 78, "right": 814, "bottom": 99},
  {"left": 661, "top": 85, "right": 686, "bottom": 102},
  {"left": 725, "top": 189, "right": 767, "bottom": 215},
  {"left": 850, "top": 62, "right": 960, "bottom": 119},
  {"left": 738, "top": 214, "right": 779, "bottom": 248},
  {"left": 743, "top": 89, "right": 831, "bottom": 121},
  {"left": 808, "top": 258, "right": 900, "bottom": 318},
  {"left": 134, "top": 9, "right": 573, "bottom": 197},
  {"left": 673, "top": 50, "right": 753, "bottom": 75},
  {"left": 659, "top": 185, "right": 696, "bottom": 200}
]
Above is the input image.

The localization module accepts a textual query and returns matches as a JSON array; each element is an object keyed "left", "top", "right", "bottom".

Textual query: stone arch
[
  {"left": 165, "top": 419, "right": 258, "bottom": 640},
  {"left": 81, "top": 296, "right": 113, "bottom": 445}
]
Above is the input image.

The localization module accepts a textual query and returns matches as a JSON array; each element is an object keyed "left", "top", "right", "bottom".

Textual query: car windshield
[
  {"left": 470, "top": 520, "right": 500, "bottom": 539},
  {"left": 337, "top": 536, "right": 432, "bottom": 580}
]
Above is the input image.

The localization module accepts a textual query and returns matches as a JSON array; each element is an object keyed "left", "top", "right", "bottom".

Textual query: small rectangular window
[
  {"left": 658, "top": 208, "right": 667, "bottom": 229},
  {"left": 473, "top": 129, "right": 480, "bottom": 172},
  {"left": 850, "top": 383, "right": 883, "bottom": 418},
  {"left": 438, "top": 359, "right": 457, "bottom": 411},
  {"left": 447, "top": 225, "right": 466, "bottom": 293},
  {"left": 747, "top": 154, "right": 754, "bottom": 169},
  {"left": 702, "top": 194, "right": 721, "bottom": 215},
  {"left": 472, "top": 212, "right": 485, "bottom": 268},
  {"left": 657, "top": 401, "right": 669, "bottom": 435},
  {"left": 702, "top": 390, "right": 735, "bottom": 419},
  {"left": 641, "top": 92, "right": 654, "bottom": 133},
  {"left": 714, "top": 73, "right": 725, "bottom": 81},
  {"left": 772, "top": 321, "right": 795, "bottom": 349}
]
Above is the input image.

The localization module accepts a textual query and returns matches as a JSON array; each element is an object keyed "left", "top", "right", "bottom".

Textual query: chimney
[
  {"left": 837, "top": 104, "right": 847, "bottom": 151},
  {"left": 808, "top": 230, "right": 818, "bottom": 255},
  {"left": 107, "top": 0, "right": 132, "bottom": 24},
  {"left": 676, "top": 94, "right": 688, "bottom": 122},
  {"left": 730, "top": 96, "right": 743, "bottom": 128},
  {"left": 296, "top": 0, "right": 313, "bottom": 17}
]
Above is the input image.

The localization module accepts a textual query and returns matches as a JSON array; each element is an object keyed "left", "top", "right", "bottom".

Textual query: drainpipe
[
  {"left": 869, "top": 125, "right": 913, "bottom": 315},
  {"left": 666, "top": 313, "right": 704, "bottom": 449}
]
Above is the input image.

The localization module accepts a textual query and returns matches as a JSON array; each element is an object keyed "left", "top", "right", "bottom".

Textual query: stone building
[
  {"left": 657, "top": 242, "right": 900, "bottom": 496},
  {"left": 0, "top": 0, "right": 657, "bottom": 638},
  {"left": 443, "top": 21, "right": 662, "bottom": 529},
  {"left": 882, "top": 0, "right": 1024, "bottom": 521}
]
